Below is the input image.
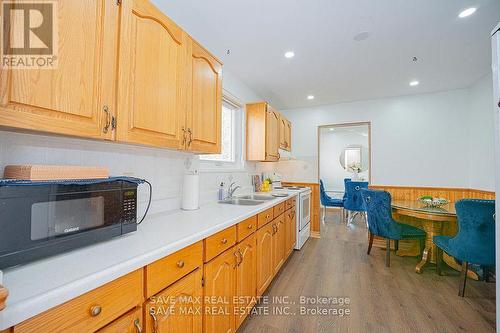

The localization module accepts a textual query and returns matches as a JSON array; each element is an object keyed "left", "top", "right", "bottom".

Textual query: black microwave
[{"left": 0, "top": 178, "right": 140, "bottom": 269}]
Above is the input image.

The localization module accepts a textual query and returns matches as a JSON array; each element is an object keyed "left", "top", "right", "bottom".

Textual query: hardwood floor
[{"left": 238, "top": 210, "right": 496, "bottom": 333}]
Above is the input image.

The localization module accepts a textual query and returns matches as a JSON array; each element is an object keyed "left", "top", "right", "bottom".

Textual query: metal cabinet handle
[
  {"left": 266, "top": 214, "right": 270, "bottom": 219},
  {"left": 149, "top": 308, "right": 158, "bottom": 333},
  {"left": 90, "top": 305, "right": 102, "bottom": 317},
  {"left": 134, "top": 319, "right": 142, "bottom": 333},
  {"left": 238, "top": 249, "right": 244, "bottom": 266},
  {"left": 176, "top": 260, "right": 185, "bottom": 268},
  {"left": 234, "top": 251, "right": 239, "bottom": 268},
  {"left": 181, "top": 127, "right": 187, "bottom": 146},
  {"left": 221, "top": 238, "right": 228, "bottom": 245},
  {"left": 247, "top": 224, "right": 253, "bottom": 230},
  {"left": 103, "top": 106, "right": 111, "bottom": 134},
  {"left": 187, "top": 128, "right": 193, "bottom": 146}
]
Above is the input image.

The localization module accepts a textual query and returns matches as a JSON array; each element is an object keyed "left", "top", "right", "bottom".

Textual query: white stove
[{"left": 274, "top": 186, "right": 312, "bottom": 250}]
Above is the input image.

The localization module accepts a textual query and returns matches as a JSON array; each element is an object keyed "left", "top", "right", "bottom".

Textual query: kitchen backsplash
[{"left": 0, "top": 131, "right": 256, "bottom": 217}]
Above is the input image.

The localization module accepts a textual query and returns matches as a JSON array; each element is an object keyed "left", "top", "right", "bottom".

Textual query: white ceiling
[{"left": 153, "top": 0, "right": 500, "bottom": 110}]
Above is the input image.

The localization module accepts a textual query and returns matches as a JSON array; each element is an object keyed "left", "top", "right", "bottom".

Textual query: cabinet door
[
  {"left": 235, "top": 234, "right": 256, "bottom": 329},
  {"left": 285, "top": 208, "right": 297, "bottom": 256},
  {"left": 0, "top": 0, "right": 119, "bottom": 140},
  {"left": 279, "top": 114, "right": 287, "bottom": 150},
  {"left": 117, "top": 0, "right": 187, "bottom": 148},
  {"left": 272, "top": 215, "right": 285, "bottom": 275},
  {"left": 265, "top": 107, "right": 280, "bottom": 161},
  {"left": 256, "top": 223, "right": 274, "bottom": 296},
  {"left": 186, "top": 39, "right": 223, "bottom": 154},
  {"left": 204, "top": 247, "right": 237, "bottom": 333},
  {"left": 145, "top": 269, "right": 203, "bottom": 333},
  {"left": 97, "top": 307, "right": 142, "bottom": 333},
  {"left": 285, "top": 119, "right": 292, "bottom": 152},
  {"left": 285, "top": 210, "right": 292, "bottom": 258}
]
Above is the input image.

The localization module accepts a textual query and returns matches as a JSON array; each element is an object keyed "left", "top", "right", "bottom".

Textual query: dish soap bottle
[{"left": 218, "top": 182, "right": 225, "bottom": 200}]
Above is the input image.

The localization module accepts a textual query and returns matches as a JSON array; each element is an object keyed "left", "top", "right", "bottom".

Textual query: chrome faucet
[{"left": 227, "top": 182, "right": 241, "bottom": 198}]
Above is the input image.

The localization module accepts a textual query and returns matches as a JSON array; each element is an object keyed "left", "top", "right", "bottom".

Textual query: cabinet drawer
[
  {"left": 14, "top": 270, "right": 143, "bottom": 333},
  {"left": 237, "top": 215, "right": 257, "bottom": 242},
  {"left": 146, "top": 241, "right": 203, "bottom": 299},
  {"left": 285, "top": 197, "right": 296, "bottom": 210},
  {"left": 273, "top": 203, "right": 285, "bottom": 217},
  {"left": 257, "top": 208, "right": 274, "bottom": 228},
  {"left": 204, "top": 226, "right": 237, "bottom": 262}
]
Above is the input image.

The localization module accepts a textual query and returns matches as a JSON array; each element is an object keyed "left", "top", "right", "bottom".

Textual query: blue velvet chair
[
  {"left": 344, "top": 180, "right": 369, "bottom": 226},
  {"left": 320, "top": 180, "right": 344, "bottom": 222},
  {"left": 361, "top": 189, "right": 426, "bottom": 267},
  {"left": 434, "top": 199, "right": 495, "bottom": 297}
]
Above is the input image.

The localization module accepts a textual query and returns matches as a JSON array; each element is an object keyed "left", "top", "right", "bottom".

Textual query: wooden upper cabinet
[
  {"left": 0, "top": 0, "right": 119, "bottom": 140},
  {"left": 266, "top": 106, "right": 280, "bottom": 160},
  {"left": 279, "top": 114, "right": 287, "bottom": 150},
  {"left": 285, "top": 119, "right": 292, "bottom": 152},
  {"left": 186, "top": 39, "right": 223, "bottom": 154},
  {"left": 246, "top": 102, "right": 280, "bottom": 161},
  {"left": 116, "top": 0, "right": 187, "bottom": 149}
]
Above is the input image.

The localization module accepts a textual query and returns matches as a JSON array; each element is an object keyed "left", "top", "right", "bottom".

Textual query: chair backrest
[
  {"left": 342, "top": 178, "right": 351, "bottom": 200},
  {"left": 360, "top": 189, "right": 395, "bottom": 237},
  {"left": 319, "top": 179, "right": 330, "bottom": 205},
  {"left": 451, "top": 199, "right": 496, "bottom": 266},
  {"left": 344, "top": 180, "right": 368, "bottom": 212}
]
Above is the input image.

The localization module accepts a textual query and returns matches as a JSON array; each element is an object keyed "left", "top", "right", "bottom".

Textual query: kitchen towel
[{"left": 182, "top": 173, "right": 200, "bottom": 211}]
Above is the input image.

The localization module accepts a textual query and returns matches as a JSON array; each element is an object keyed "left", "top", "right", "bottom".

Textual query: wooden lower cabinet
[
  {"left": 145, "top": 269, "right": 203, "bottom": 333},
  {"left": 272, "top": 214, "right": 285, "bottom": 275},
  {"left": 203, "top": 247, "right": 238, "bottom": 333},
  {"left": 256, "top": 223, "right": 274, "bottom": 296},
  {"left": 97, "top": 307, "right": 142, "bottom": 333},
  {"left": 285, "top": 207, "right": 296, "bottom": 256},
  {"left": 235, "top": 234, "right": 257, "bottom": 329}
]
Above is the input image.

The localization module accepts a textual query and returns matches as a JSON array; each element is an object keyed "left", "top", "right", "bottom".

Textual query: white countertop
[{"left": 0, "top": 192, "right": 297, "bottom": 329}]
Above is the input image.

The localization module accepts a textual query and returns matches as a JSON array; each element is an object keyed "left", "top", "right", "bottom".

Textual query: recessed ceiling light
[
  {"left": 458, "top": 7, "right": 476, "bottom": 18},
  {"left": 409, "top": 80, "right": 419, "bottom": 87},
  {"left": 329, "top": 128, "right": 334, "bottom": 131},
  {"left": 307, "top": 95, "right": 315, "bottom": 100},
  {"left": 284, "top": 51, "right": 295, "bottom": 58}
]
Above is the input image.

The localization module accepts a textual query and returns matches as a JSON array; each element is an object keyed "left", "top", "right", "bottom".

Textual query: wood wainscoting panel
[
  {"left": 282, "top": 182, "right": 320, "bottom": 238},
  {"left": 369, "top": 185, "right": 495, "bottom": 201}
]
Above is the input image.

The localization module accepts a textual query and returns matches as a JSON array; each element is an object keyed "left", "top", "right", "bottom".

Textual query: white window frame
[{"left": 198, "top": 90, "right": 246, "bottom": 172}]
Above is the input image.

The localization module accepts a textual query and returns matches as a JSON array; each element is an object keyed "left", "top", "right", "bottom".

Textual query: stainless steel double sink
[{"left": 218, "top": 194, "right": 283, "bottom": 206}]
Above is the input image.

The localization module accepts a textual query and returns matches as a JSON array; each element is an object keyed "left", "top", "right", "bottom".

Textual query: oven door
[{"left": 299, "top": 190, "right": 312, "bottom": 230}]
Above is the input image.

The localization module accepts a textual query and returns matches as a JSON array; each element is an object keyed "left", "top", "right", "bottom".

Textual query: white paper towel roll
[{"left": 182, "top": 173, "right": 200, "bottom": 210}]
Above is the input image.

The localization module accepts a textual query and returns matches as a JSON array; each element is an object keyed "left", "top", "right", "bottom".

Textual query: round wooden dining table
[{"left": 391, "top": 200, "right": 478, "bottom": 279}]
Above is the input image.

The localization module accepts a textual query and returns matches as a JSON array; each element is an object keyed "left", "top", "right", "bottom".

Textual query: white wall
[
  {"left": 468, "top": 75, "right": 495, "bottom": 191},
  {"left": 0, "top": 69, "right": 261, "bottom": 216},
  {"left": 273, "top": 78, "right": 495, "bottom": 191},
  {"left": 319, "top": 126, "right": 369, "bottom": 191}
]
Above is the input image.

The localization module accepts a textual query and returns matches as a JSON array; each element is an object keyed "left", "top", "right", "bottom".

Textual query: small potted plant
[{"left": 347, "top": 162, "right": 362, "bottom": 180}]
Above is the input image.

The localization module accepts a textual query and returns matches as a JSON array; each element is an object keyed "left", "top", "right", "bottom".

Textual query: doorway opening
[{"left": 318, "top": 122, "right": 372, "bottom": 228}]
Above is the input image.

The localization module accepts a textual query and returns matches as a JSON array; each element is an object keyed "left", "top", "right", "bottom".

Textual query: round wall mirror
[{"left": 339, "top": 145, "right": 369, "bottom": 172}]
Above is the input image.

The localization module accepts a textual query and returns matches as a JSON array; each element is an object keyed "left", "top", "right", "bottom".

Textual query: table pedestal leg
[{"left": 415, "top": 220, "right": 442, "bottom": 274}]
